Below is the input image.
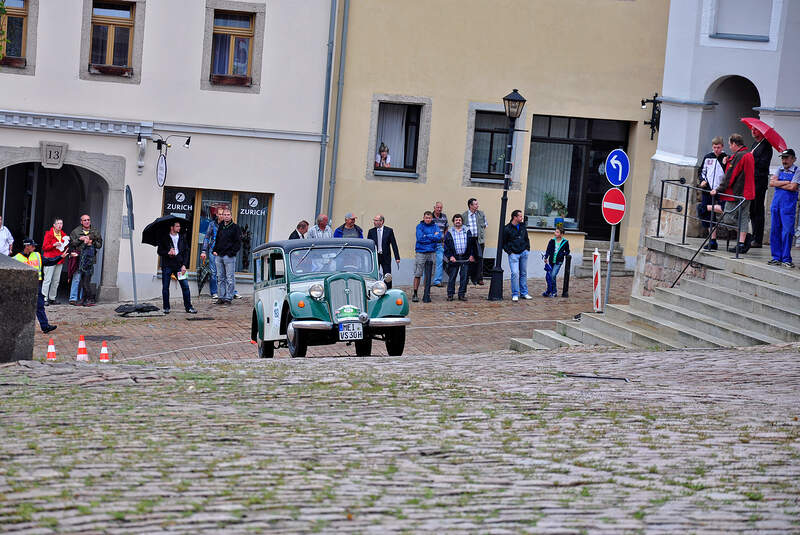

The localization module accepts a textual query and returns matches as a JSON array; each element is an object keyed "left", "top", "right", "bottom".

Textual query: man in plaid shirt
[{"left": 443, "top": 214, "right": 476, "bottom": 301}]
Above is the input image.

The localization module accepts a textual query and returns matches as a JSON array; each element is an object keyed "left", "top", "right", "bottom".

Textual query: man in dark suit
[
  {"left": 157, "top": 220, "right": 197, "bottom": 314},
  {"left": 289, "top": 220, "right": 309, "bottom": 240},
  {"left": 367, "top": 214, "right": 400, "bottom": 288}
]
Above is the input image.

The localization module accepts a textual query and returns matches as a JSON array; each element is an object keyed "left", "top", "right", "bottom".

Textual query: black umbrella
[
  {"left": 197, "top": 256, "right": 212, "bottom": 295},
  {"left": 141, "top": 214, "right": 189, "bottom": 246}
]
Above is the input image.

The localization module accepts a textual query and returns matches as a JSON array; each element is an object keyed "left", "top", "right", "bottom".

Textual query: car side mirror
[{"left": 383, "top": 273, "right": 392, "bottom": 284}]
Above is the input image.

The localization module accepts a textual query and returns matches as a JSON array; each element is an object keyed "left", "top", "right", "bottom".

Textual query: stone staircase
[
  {"left": 511, "top": 237, "right": 800, "bottom": 351},
  {"left": 574, "top": 239, "right": 634, "bottom": 278}
]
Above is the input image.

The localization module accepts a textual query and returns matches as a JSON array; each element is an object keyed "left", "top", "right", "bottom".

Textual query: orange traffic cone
[
  {"left": 76, "top": 335, "right": 89, "bottom": 362},
  {"left": 46, "top": 339, "right": 57, "bottom": 362},
  {"left": 99, "top": 341, "right": 110, "bottom": 363}
]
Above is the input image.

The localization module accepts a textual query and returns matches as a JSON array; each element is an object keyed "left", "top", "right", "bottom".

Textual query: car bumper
[{"left": 287, "top": 317, "right": 410, "bottom": 341}]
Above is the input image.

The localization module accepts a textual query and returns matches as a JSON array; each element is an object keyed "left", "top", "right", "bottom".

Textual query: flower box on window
[
  {"left": 88, "top": 63, "right": 133, "bottom": 77},
  {"left": 210, "top": 74, "right": 252, "bottom": 86},
  {"left": 0, "top": 56, "right": 27, "bottom": 68}
]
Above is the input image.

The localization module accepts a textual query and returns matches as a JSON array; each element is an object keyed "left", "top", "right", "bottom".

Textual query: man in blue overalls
[{"left": 768, "top": 149, "right": 799, "bottom": 268}]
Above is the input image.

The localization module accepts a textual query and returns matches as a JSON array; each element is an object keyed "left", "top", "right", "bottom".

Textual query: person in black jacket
[
  {"left": 288, "top": 220, "right": 309, "bottom": 240},
  {"left": 443, "top": 214, "right": 476, "bottom": 301},
  {"left": 212, "top": 207, "right": 241, "bottom": 304},
  {"left": 157, "top": 221, "right": 196, "bottom": 314},
  {"left": 696, "top": 137, "right": 727, "bottom": 244},
  {"left": 543, "top": 226, "right": 570, "bottom": 298},
  {"left": 503, "top": 210, "right": 531, "bottom": 302},
  {"left": 748, "top": 128, "right": 774, "bottom": 248},
  {"left": 367, "top": 214, "right": 400, "bottom": 288}
]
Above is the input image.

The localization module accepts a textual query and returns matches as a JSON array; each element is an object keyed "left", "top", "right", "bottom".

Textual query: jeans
[
  {"left": 41, "top": 261, "right": 63, "bottom": 301},
  {"left": 162, "top": 265, "right": 193, "bottom": 311},
  {"left": 446, "top": 256, "right": 470, "bottom": 297},
  {"left": 36, "top": 283, "right": 50, "bottom": 330},
  {"left": 69, "top": 272, "right": 83, "bottom": 302},
  {"left": 206, "top": 256, "right": 218, "bottom": 296},
  {"left": 508, "top": 250, "right": 529, "bottom": 298},
  {"left": 545, "top": 263, "right": 562, "bottom": 296},
  {"left": 433, "top": 243, "right": 444, "bottom": 284},
  {"left": 215, "top": 255, "right": 236, "bottom": 301}
]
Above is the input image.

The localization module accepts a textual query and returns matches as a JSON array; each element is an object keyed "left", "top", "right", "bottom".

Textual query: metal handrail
[{"left": 655, "top": 177, "right": 747, "bottom": 287}]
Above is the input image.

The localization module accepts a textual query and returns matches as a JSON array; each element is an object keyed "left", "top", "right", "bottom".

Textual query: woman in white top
[{"left": 375, "top": 143, "right": 391, "bottom": 168}]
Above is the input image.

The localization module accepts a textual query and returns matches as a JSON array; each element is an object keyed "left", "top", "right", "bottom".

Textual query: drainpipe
[
  {"left": 326, "top": 0, "right": 349, "bottom": 218},
  {"left": 314, "top": 0, "right": 338, "bottom": 216}
]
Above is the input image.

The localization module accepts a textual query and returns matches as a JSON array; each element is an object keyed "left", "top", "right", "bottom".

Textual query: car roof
[{"left": 253, "top": 238, "right": 376, "bottom": 255}]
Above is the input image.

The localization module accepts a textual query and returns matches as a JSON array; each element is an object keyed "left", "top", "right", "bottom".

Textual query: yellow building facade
[{"left": 323, "top": 0, "right": 669, "bottom": 281}]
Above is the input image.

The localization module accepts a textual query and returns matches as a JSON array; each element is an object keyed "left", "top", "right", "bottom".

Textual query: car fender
[
  {"left": 254, "top": 299, "right": 265, "bottom": 341},
  {"left": 287, "top": 291, "right": 328, "bottom": 320},
  {"left": 368, "top": 289, "right": 409, "bottom": 318}
]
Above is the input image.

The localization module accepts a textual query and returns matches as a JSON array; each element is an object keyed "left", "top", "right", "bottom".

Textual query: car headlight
[
  {"left": 309, "top": 283, "right": 324, "bottom": 299},
  {"left": 372, "top": 280, "right": 387, "bottom": 297}
]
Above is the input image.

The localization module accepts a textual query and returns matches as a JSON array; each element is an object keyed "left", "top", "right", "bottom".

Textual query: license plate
[{"left": 339, "top": 322, "right": 363, "bottom": 340}]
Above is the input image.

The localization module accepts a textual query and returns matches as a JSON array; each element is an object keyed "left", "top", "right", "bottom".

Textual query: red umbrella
[{"left": 740, "top": 117, "right": 787, "bottom": 153}]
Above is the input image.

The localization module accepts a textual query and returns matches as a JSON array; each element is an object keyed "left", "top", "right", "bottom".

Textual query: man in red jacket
[{"left": 710, "top": 133, "right": 755, "bottom": 254}]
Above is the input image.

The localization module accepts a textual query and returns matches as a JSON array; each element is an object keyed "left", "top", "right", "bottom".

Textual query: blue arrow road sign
[{"left": 604, "top": 149, "right": 630, "bottom": 187}]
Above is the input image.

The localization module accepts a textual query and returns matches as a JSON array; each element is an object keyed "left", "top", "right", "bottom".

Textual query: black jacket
[
  {"left": 367, "top": 225, "right": 400, "bottom": 260},
  {"left": 502, "top": 222, "right": 530, "bottom": 255},
  {"left": 213, "top": 221, "right": 241, "bottom": 257},
  {"left": 157, "top": 232, "right": 191, "bottom": 270},
  {"left": 545, "top": 238, "right": 570, "bottom": 265},
  {"left": 751, "top": 139, "right": 773, "bottom": 181},
  {"left": 288, "top": 229, "right": 304, "bottom": 240},
  {"left": 443, "top": 228, "right": 476, "bottom": 259}
]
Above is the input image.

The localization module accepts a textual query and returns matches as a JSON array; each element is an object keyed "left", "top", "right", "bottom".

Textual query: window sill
[
  {"left": 709, "top": 33, "right": 768, "bottom": 42},
  {"left": 210, "top": 74, "right": 252, "bottom": 87},
  {"left": 0, "top": 56, "right": 27, "bottom": 68},
  {"left": 373, "top": 170, "right": 419, "bottom": 179},
  {"left": 89, "top": 64, "right": 133, "bottom": 77},
  {"left": 470, "top": 177, "right": 505, "bottom": 184}
]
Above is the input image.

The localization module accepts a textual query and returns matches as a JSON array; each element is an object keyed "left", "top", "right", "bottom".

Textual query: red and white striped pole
[{"left": 592, "top": 248, "right": 602, "bottom": 312}]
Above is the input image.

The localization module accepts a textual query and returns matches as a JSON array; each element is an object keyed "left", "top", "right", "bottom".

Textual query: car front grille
[{"left": 328, "top": 278, "right": 365, "bottom": 323}]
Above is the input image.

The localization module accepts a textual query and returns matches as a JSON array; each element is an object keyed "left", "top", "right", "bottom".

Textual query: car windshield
[{"left": 289, "top": 246, "right": 374, "bottom": 275}]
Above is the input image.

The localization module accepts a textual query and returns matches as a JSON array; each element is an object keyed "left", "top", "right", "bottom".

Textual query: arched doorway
[
  {"left": 698, "top": 75, "right": 761, "bottom": 156},
  {"left": 0, "top": 162, "right": 109, "bottom": 300}
]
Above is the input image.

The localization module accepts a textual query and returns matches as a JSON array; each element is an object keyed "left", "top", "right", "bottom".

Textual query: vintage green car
[{"left": 250, "top": 239, "right": 410, "bottom": 358}]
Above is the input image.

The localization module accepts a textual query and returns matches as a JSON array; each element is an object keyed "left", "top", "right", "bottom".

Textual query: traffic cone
[
  {"left": 46, "top": 339, "right": 57, "bottom": 362},
  {"left": 76, "top": 335, "right": 89, "bottom": 362},
  {"left": 99, "top": 341, "right": 110, "bottom": 363}
]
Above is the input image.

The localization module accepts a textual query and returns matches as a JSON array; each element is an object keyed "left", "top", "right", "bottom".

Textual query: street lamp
[{"left": 488, "top": 89, "right": 526, "bottom": 301}]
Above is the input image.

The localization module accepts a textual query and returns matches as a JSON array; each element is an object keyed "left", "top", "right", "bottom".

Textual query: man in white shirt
[{"left": 0, "top": 215, "right": 13, "bottom": 255}]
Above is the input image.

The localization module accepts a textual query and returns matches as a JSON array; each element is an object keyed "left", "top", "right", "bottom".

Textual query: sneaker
[
  {"left": 704, "top": 240, "right": 718, "bottom": 251},
  {"left": 211, "top": 294, "right": 219, "bottom": 299},
  {"left": 186, "top": 307, "right": 197, "bottom": 314},
  {"left": 163, "top": 308, "right": 171, "bottom": 315},
  {"left": 542, "top": 291, "right": 550, "bottom": 297},
  {"left": 422, "top": 296, "right": 432, "bottom": 303},
  {"left": 522, "top": 294, "right": 533, "bottom": 300},
  {"left": 412, "top": 293, "right": 419, "bottom": 303},
  {"left": 512, "top": 296, "right": 519, "bottom": 302},
  {"left": 458, "top": 295, "right": 468, "bottom": 301},
  {"left": 69, "top": 300, "right": 78, "bottom": 306},
  {"left": 43, "top": 299, "right": 50, "bottom": 307},
  {"left": 433, "top": 282, "right": 442, "bottom": 287},
  {"left": 783, "top": 262, "right": 795, "bottom": 269},
  {"left": 728, "top": 243, "right": 747, "bottom": 254},
  {"left": 42, "top": 325, "right": 57, "bottom": 334},
  {"left": 233, "top": 293, "right": 242, "bottom": 300},
  {"left": 767, "top": 259, "right": 782, "bottom": 265},
  {"left": 447, "top": 296, "right": 454, "bottom": 301}
]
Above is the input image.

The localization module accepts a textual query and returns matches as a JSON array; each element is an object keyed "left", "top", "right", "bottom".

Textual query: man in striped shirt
[{"left": 443, "top": 214, "right": 476, "bottom": 301}]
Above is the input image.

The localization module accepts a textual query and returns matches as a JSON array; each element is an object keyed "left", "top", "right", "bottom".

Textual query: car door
[{"left": 264, "top": 249, "right": 287, "bottom": 341}]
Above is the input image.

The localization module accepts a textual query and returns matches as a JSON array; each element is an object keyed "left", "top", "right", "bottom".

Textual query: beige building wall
[{"left": 327, "top": 0, "right": 668, "bottom": 278}]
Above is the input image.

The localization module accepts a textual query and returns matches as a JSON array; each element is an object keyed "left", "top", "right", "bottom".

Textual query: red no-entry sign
[{"left": 601, "top": 188, "right": 626, "bottom": 225}]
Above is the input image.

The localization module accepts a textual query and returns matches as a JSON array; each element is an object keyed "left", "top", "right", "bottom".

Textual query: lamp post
[{"left": 488, "top": 89, "right": 526, "bottom": 301}]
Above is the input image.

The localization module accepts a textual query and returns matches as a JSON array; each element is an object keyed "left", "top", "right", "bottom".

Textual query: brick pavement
[
  {"left": 1, "top": 346, "right": 798, "bottom": 533},
  {"left": 32, "top": 276, "right": 632, "bottom": 363}
]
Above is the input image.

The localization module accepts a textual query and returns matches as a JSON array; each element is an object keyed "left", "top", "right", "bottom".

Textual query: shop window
[
  {"left": 470, "top": 111, "right": 510, "bottom": 180},
  {"left": 210, "top": 10, "right": 254, "bottom": 85},
  {"left": 374, "top": 103, "right": 422, "bottom": 174},
  {"left": 0, "top": 0, "right": 27, "bottom": 67},
  {"left": 524, "top": 114, "right": 628, "bottom": 237},
  {"left": 89, "top": 1, "right": 134, "bottom": 76},
  {"left": 162, "top": 187, "right": 270, "bottom": 275}
]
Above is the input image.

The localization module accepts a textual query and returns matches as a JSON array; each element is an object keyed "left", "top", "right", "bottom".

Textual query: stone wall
[
  {"left": 640, "top": 247, "right": 706, "bottom": 296},
  {"left": 0, "top": 253, "right": 38, "bottom": 362}
]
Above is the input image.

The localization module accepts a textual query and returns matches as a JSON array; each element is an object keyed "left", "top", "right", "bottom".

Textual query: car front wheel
[
  {"left": 287, "top": 315, "right": 307, "bottom": 358},
  {"left": 385, "top": 327, "right": 405, "bottom": 356}
]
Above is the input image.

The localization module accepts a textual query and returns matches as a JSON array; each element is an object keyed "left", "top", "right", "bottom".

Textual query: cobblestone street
[
  {"left": 31, "top": 276, "right": 632, "bottom": 363},
  {"left": 2, "top": 344, "right": 799, "bottom": 533}
]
